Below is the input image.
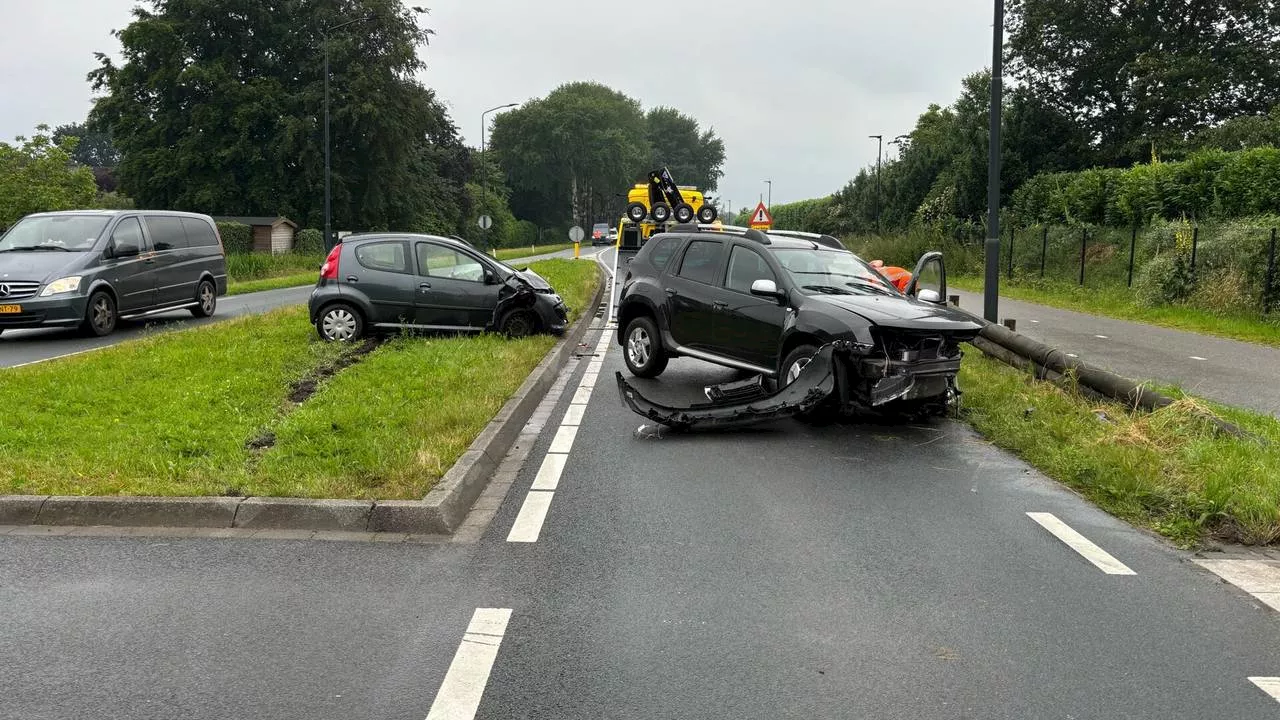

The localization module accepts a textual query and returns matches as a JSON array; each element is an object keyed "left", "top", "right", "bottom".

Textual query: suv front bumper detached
[{"left": 616, "top": 339, "right": 965, "bottom": 431}]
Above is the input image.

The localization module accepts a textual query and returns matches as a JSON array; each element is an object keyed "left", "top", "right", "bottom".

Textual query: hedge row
[
  {"left": 1012, "top": 147, "right": 1280, "bottom": 227},
  {"left": 215, "top": 221, "right": 252, "bottom": 254}
]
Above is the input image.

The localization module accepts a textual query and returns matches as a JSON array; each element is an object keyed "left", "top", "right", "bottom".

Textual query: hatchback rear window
[{"left": 355, "top": 241, "right": 409, "bottom": 273}]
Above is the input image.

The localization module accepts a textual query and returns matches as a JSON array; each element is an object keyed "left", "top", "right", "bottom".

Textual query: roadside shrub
[
  {"left": 1134, "top": 254, "right": 1195, "bottom": 307},
  {"left": 1191, "top": 267, "right": 1257, "bottom": 315},
  {"left": 217, "top": 221, "right": 252, "bottom": 254},
  {"left": 295, "top": 228, "right": 324, "bottom": 254},
  {"left": 512, "top": 220, "right": 539, "bottom": 248}
]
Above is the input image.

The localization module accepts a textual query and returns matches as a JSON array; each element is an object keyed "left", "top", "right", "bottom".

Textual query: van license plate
[{"left": 0, "top": 304, "right": 20, "bottom": 314}]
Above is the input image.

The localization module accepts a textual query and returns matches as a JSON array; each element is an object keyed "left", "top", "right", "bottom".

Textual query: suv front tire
[{"left": 623, "top": 315, "right": 668, "bottom": 378}]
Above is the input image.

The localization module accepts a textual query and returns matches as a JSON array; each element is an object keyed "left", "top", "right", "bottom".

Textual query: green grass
[
  {"left": 226, "top": 252, "right": 325, "bottom": 281},
  {"left": 227, "top": 272, "right": 316, "bottom": 295},
  {"left": 0, "top": 259, "right": 600, "bottom": 500},
  {"left": 496, "top": 242, "right": 576, "bottom": 262},
  {"left": 952, "top": 275, "right": 1280, "bottom": 347},
  {"left": 960, "top": 351, "right": 1280, "bottom": 547}
]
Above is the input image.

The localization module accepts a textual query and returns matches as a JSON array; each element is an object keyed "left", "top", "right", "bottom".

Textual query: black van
[{"left": 0, "top": 210, "right": 228, "bottom": 337}]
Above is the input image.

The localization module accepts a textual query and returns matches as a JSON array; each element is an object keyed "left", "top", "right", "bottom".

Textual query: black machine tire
[
  {"left": 650, "top": 202, "right": 672, "bottom": 223},
  {"left": 673, "top": 203, "right": 696, "bottom": 224},
  {"left": 625, "top": 203, "right": 648, "bottom": 223},
  {"left": 697, "top": 205, "right": 719, "bottom": 223},
  {"left": 623, "top": 315, "right": 669, "bottom": 378}
]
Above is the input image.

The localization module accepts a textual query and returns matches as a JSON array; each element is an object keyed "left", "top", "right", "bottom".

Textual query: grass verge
[
  {"left": 959, "top": 350, "right": 1280, "bottom": 547},
  {"left": 496, "top": 242, "right": 576, "bottom": 262},
  {"left": 227, "top": 272, "right": 316, "bottom": 296},
  {"left": 0, "top": 259, "right": 600, "bottom": 500},
  {"left": 952, "top": 275, "right": 1280, "bottom": 347}
]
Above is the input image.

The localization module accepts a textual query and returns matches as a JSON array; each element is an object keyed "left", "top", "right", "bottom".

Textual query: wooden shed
[{"left": 213, "top": 216, "right": 298, "bottom": 254}]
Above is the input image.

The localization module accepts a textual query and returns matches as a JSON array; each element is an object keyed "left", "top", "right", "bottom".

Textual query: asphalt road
[
  {"left": 4, "top": 280, "right": 1280, "bottom": 718},
  {"left": 952, "top": 288, "right": 1280, "bottom": 416},
  {"left": 0, "top": 246, "right": 608, "bottom": 370}
]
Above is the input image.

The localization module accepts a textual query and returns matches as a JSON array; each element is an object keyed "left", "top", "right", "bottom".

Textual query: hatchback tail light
[{"left": 320, "top": 244, "right": 341, "bottom": 280}]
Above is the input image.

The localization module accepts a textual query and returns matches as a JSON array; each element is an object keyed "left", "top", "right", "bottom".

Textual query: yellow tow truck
[{"left": 616, "top": 167, "right": 719, "bottom": 253}]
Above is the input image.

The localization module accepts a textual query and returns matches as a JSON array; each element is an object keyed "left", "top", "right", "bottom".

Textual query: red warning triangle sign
[{"left": 749, "top": 202, "right": 773, "bottom": 228}]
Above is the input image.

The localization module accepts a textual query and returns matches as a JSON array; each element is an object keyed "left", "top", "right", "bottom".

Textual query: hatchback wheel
[
  {"left": 499, "top": 309, "right": 538, "bottom": 338},
  {"left": 190, "top": 279, "right": 217, "bottom": 317},
  {"left": 317, "top": 303, "right": 363, "bottom": 342},
  {"left": 81, "top": 291, "right": 118, "bottom": 337},
  {"left": 623, "top": 315, "right": 668, "bottom": 378}
]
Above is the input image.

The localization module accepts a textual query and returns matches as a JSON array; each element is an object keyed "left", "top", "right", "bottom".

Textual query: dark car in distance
[
  {"left": 0, "top": 210, "right": 227, "bottom": 338},
  {"left": 308, "top": 233, "right": 569, "bottom": 341},
  {"left": 614, "top": 224, "right": 984, "bottom": 415}
]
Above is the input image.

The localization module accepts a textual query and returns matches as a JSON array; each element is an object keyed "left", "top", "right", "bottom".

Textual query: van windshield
[{"left": 0, "top": 215, "right": 110, "bottom": 252}]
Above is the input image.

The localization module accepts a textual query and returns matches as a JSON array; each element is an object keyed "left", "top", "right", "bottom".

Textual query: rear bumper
[{"left": 0, "top": 294, "right": 86, "bottom": 330}]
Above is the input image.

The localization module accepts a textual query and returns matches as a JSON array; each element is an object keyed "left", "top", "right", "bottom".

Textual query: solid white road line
[
  {"left": 424, "top": 608, "right": 513, "bottom": 720},
  {"left": 507, "top": 490, "right": 554, "bottom": 542},
  {"left": 531, "top": 453, "right": 568, "bottom": 491},
  {"left": 579, "top": 372, "right": 599, "bottom": 389},
  {"left": 6, "top": 345, "right": 111, "bottom": 369},
  {"left": 561, "top": 404, "right": 586, "bottom": 427},
  {"left": 548, "top": 423, "right": 579, "bottom": 453},
  {"left": 1250, "top": 677, "right": 1280, "bottom": 704},
  {"left": 571, "top": 386, "right": 592, "bottom": 405},
  {"left": 1026, "top": 512, "right": 1136, "bottom": 575}
]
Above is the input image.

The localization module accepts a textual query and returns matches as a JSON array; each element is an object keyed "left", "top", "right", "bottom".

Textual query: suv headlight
[{"left": 39, "top": 276, "right": 83, "bottom": 297}]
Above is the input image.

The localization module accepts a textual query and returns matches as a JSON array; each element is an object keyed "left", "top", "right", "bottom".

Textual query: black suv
[
  {"left": 615, "top": 225, "right": 983, "bottom": 412},
  {"left": 309, "top": 233, "right": 568, "bottom": 341}
]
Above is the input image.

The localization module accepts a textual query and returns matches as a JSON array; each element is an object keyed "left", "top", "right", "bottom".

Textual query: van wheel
[
  {"left": 317, "top": 303, "right": 363, "bottom": 342},
  {"left": 82, "top": 291, "right": 118, "bottom": 337},
  {"left": 623, "top": 315, "right": 668, "bottom": 378},
  {"left": 190, "top": 279, "right": 217, "bottom": 318}
]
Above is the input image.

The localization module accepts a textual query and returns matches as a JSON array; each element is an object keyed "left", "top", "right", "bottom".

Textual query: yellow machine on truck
[{"left": 617, "top": 167, "right": 719, "bottom": 253}]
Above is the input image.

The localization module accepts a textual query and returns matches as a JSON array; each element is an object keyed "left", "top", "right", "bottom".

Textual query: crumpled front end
[{"left": 847, "top": 328, "right": 975, "bottom": 408}]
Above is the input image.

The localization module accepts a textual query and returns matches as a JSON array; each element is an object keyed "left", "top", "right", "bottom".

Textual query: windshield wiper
[
  {"left": 0, "top": 245, "right": 72, "bottom": 252},
  {"left": 844, "top": 278, "right": 899, "bottom": 297},
  {"left": 802, "top": 284, "right": 853, "bottom": 295}
]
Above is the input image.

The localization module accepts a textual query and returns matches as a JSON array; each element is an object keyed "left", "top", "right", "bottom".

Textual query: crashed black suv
[
  {"left": 309, "top": 233, "right": 568, "bottom": 341},
  {"left": 614, "top": 225, "right": 983, "bottom": 420}
]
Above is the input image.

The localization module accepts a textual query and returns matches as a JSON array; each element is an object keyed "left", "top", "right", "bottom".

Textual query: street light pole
[
  {"left": 869, "top": 134, "right": 883, "bottom": 234},
  {"left": 984, "top": 0, "right": 1005, "bottom": 323},
  {"left": 764, "top": 180, "right": 772, "bottom": 209},
  {"left": 480, "top": 102, "right": 518, "bottom": 253},
  {"left": 321, "top": 14, "right": 377, "bottom": 251}
]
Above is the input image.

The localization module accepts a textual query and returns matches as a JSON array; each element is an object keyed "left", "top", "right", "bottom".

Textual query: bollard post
[
  {"left": 1127, "top": 226, "right": 1137, "bottom": 287},
  {"left": 1079, "top": 228, "right": 1087, "bottom": 286},
  {"left": 1040, "top": 226, "right": 1048, "bottom": 279},
  {"left": 1265, "top": 228, "right": 1278, "bottom": 314},
  {"left": 1003, "top": 318, "right": 1017, "bottom": 332},
  {"left": 573, "top": 240, "right": 580, "bottom": 259}
]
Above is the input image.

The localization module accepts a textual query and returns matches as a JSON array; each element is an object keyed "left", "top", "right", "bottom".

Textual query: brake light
[{"left": 320, "top": 244, "right": 341, "bottom": 280}]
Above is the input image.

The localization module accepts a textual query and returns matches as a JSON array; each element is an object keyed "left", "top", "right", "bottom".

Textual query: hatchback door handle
[
  {"left": 419, "top": 282, "right": 431, "bottom": 289},
  {"left": 713, "top": 301, "right": 728, "bottom": 310},
  {"left": 665, "top": 288, "right": 677, "bottom": 296},
  {"left": 346, "top": 275, "right": 359, "bottom": 283}
]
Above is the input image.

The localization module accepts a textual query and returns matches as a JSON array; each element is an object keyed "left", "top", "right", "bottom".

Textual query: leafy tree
[
  {"left": 1007, "top": 0, "right": 1280, "bottom": 165},
  {"left": 87, "top": 0, "right": 470, "bottom": 236},
  {"left": 489, "top": 82, "right": 651, "bottom": 229},
  {"left": 644, "top": 106, "right": 726, "bottom": 191},
  {"left": 1189, "top": 105, "right": 1280, "bottom": 152},
  {"left": 51, "top": 121, "right": 120, "bottom": 168},
  {"left": 0, "top": 126, "right": 98, "bottom": 228}
]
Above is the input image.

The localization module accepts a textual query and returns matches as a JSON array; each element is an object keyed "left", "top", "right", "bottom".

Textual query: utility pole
[
  {"left": 869, "top": 134, "right": 883, "bottom": 234},
  {"left": 480, "top": 102, "right": 518, "bottom": 252},
  {"left": 984, "top": 0, "right": 1005, "bottom": 323}
]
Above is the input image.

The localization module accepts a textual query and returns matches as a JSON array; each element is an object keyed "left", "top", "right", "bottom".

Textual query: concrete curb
[{"left": 0, "top": 265, "right": 607, "bottom": 535}]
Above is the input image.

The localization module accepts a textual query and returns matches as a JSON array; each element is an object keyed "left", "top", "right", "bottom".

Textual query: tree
[
  {"left": 1007, "top": 0, "right": 1280, "bottom": 165},
  {"left": 490, "top": 82, "right": 650, "bottom": 229},
  {"left": 51, "top": 121, "right": 120, "bottom": 168},
  {"left": 644, "top": 106, "right": 726, "bottom": 191},
  {"left": 0, "top": 126, "right": 98, "bottom": 228},
  {"left": 1189, "top": 105, "right": 1280, "bottom": 152},
  {"left": 87, "top": 0, "right": 470, "bottom": 235}
]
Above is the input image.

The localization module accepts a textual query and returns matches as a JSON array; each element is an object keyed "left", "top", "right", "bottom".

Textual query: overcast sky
[{"left": 0, "top": 0, "right": 995, "bottom": 214}]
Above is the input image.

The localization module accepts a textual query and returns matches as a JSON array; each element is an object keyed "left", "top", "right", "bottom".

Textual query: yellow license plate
[{"left": 0, "top": 304, "right": 20, "bottom": 314}]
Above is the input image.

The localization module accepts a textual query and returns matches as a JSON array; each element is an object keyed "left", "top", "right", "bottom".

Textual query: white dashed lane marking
[
  {"left": 1190, "top": 356, "right": 1208, "bottom": 361},
  {"left": 1095, "top": 334, "right": 1109, "bottom": 339},
  {"left": 1027, "top": 512, "right": 1136, "bottom": 575},
  {"left": 1193, "top": 559, "right": 1280, "bottom": 612},
  {"left": 561, "top": 404, "right": 586, "bottom": 426},
  {"left": 506, "top": 490, "right": 555, "bottom": 543},
  {"left": 531, "top": 453, "right": 568, "bottom": 491},
  {"left": 548, "top": 424, "right": 579, "bottom": 454},
  {"left": 424, "top": 608, "right": 512, "bottom": 720},
  {"left": 1250, "top": 677, "right": 1280, "bottom": 704}
]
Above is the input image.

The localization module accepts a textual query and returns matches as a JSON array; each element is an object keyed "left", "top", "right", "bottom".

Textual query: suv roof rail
[
  {"left": 764, "top": 230, "right": 846, "bottom": 250},
  {"left": 742, "top": 228, "right": 771, "bottom": 245}
]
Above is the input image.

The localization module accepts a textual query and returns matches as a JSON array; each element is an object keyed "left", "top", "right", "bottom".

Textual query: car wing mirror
[
  {"left": 917, "top": 289, "right": 942, "bottom": 304},
  {"left": 750, "top": 278, "right": 783, "bottom": 301}
]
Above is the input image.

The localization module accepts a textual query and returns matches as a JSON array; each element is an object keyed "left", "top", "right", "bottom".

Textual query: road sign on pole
[
  {"left": 568, "top": 226, "right": 585, "bottom": 243},
  {"left": 749, "top": 202, "right": 773, "bottom": 230},
  {"left": 477, "top": 215, "right": 493, "bottom": 230}
]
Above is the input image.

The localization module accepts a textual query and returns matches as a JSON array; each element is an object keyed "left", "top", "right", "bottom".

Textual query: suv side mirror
[
  {"left": 905, "top": 251, "right": 946, "bottom": 303},
  {"left": 750, "top": 278, "right": 784, "bottom": 300}
]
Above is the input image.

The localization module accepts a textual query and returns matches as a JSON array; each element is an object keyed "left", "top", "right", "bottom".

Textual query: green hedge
[
  {"left": 1012, "top": 148, "right": 1280, "bottom": 227},
  {"left": 295, "top": 228, "right": 324, "bottom": 254},
  {"left": 216, "top": 221, "right": 252, "bottom": 254}
]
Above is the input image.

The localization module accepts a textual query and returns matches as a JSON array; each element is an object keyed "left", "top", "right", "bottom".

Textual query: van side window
[
  {"left": 111, "top": 218, "right": 148, "bottom": 255},
  {"left": 145, "top": 216, "right": 188, "bottom": 251},
  {"left": 181, "top": 218, "right": 219, "bottom": 248}
]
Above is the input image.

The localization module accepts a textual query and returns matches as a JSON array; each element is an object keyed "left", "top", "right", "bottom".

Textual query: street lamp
[
  {"left": 764, "top": 180, "right": 772, "bottom": 209},
  {"left": 322, "top": 14, "right": 376, "bottom": 251},
  {"left": 984, "top": 0, "right": 1005, "bottom": 323},
  {"left": 480, "top": 102, "right": 518, "bottom": 252},
  {"left": 869, "top": 135, "right": 883, "bottom": 234}
]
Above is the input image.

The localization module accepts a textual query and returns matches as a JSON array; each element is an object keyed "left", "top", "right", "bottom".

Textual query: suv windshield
[
  {"left": 0, "top": 215, "right": 109, "bottom": 253},
  {"left": 770, "top": 247, "right": 902, "bottom": 297}
]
